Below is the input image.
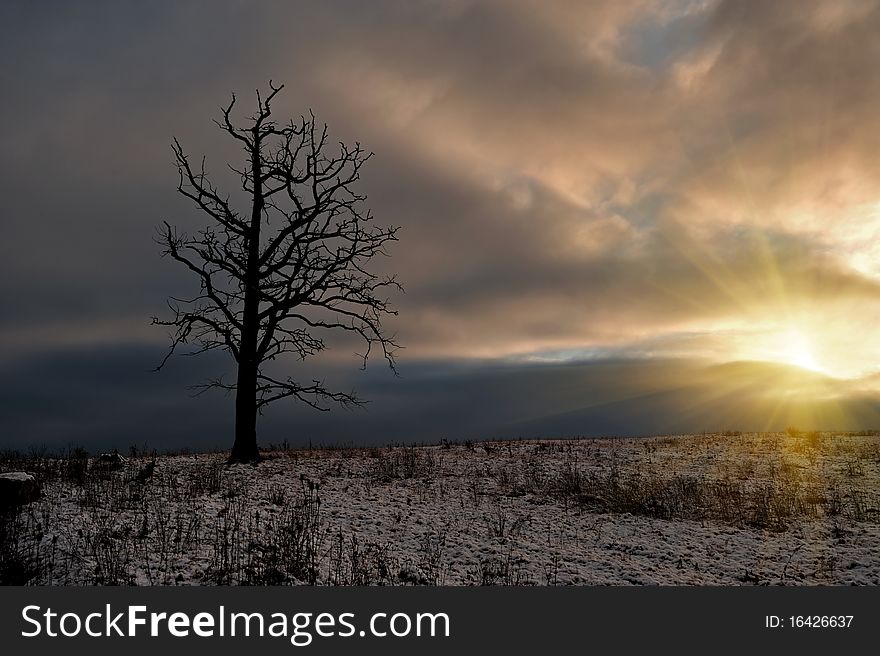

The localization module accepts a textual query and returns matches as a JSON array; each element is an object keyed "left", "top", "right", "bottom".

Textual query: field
[{"left": 2, "top": 431, "right": 879, "bottom": 585}]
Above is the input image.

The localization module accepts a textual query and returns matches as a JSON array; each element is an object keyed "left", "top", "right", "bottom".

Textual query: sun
[
  {"left": 776, "top": 330, "right": 825, "bottom": 373},
  {"left": 732, "top": 325, "right": 830, "bottom": 374}
]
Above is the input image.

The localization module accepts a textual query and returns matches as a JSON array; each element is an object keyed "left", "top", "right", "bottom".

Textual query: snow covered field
[{"left": 2, "top": 431, "right": 879, "bottom": 585}]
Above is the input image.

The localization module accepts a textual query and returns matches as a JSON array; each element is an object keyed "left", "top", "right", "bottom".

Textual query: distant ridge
[{"left": 502, "top": 360, "right": 880, "bottom": 437}]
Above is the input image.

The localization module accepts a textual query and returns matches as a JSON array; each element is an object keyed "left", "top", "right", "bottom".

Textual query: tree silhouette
[{"left": 154, "top": 82, "right": 400, "bottom": 462}]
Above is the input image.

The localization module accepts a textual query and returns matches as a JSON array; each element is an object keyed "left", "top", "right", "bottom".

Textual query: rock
[{"left": 0, "top": 472, "right": 41, "bottom": 507}]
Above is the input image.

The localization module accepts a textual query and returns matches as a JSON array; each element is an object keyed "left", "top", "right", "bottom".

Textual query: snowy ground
[{"left": 2, "top": 432, "right": 879, "bottom": 585}]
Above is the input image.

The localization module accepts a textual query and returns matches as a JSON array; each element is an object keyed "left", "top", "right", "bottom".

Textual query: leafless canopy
[{"left": 153, "top": 82, "right": 400, "bottom": 414}]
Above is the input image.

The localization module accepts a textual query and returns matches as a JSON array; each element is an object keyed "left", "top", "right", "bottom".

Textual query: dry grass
[{"left": 1, "top": 431, "right": 879, "bottom": 585}]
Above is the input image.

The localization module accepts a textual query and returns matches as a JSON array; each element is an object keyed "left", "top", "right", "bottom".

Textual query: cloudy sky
[{"left": 3, "top": 0, "right": 880, "bottom": 451}]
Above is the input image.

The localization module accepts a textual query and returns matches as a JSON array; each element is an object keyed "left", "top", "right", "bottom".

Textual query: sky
[{"left": 3, "top": 0, "right": 880, "bottom": 451}]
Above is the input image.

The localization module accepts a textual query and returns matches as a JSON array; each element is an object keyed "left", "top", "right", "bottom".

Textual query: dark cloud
[
  {"left": 2, "top": 1, "right": 880, "bottom": 449},
  {"left": 3, "top": 343, "right": 877, "bottom": 452}
]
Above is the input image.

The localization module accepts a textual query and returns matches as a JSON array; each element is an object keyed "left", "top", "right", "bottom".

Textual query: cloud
[
  {"left": 2, "top": 1, "right": 880, "bottom": 447},
  {"left": 286, "top": 0, "right": 880, "bottom": 367},
  {"left": 3, "top": 343, "right": 877, "bottom": 451}
]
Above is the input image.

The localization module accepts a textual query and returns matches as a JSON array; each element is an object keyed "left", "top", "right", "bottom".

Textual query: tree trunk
[
  {"left": 229, "top": 132, "right": 265, "bottom": 462},
  {"left": 230, "top": 358, "right": 259, "bottom": 461}
]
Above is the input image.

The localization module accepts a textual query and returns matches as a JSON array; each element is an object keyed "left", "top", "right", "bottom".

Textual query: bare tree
[{"left": 153, "top": 82, "right": 400, "bottom": 462}]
